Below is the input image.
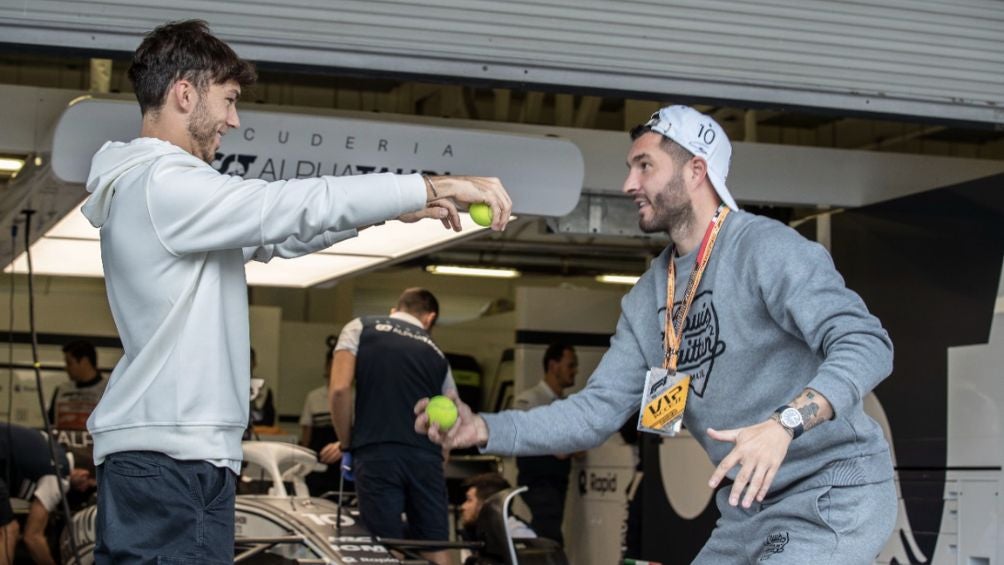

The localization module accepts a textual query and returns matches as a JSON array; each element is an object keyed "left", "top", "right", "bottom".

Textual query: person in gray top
[{"left": 417, "top": 105, "right": 897, "bottom": 563}]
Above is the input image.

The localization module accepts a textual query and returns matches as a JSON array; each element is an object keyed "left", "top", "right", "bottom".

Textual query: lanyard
[{"left": 664, "top": 204, "right": 730, "bottom": 371}]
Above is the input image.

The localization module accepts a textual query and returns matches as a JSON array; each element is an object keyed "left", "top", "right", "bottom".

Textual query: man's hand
[
  {"left": 405, "top": 176, "right": 513, "bottom": 232},
  {"left": 414, "top": 389, "right": 488, "bottom": 450},
  {"left": 398, "top": 203, "right": 451, "bottom": 226},
  {"left": 706, "top": 419, "right": 792, "bottom": 508},
  {"left": 340, "top": 452, "right": 355, "bottom": 482},
  {"left": 318, "top": 441, "right": 343, "bottom": 465}
]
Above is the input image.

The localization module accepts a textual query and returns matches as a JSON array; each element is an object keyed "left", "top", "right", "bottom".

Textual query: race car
[
  {"left": 57, "top": 441, "right": 566, "bottom": 564},
  {"left": 61, "top": 442, "right": 405, "bottom": 564}
]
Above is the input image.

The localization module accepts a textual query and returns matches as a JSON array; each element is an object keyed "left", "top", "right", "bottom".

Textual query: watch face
[{"left": 780, "top": 407, "right": 803, "bottom": 428}]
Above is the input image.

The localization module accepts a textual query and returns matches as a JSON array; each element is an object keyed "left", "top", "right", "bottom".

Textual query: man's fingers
[
  {"left": 491, "top": 202, "right": 507, "bottom": 231},
  {"left": 414, "top": 397, "right": 430, "bottom": 415},
  {"left": 319, "top": 446, "right": 342, "bottom": 464},
  {"left": 708, "top": 450, "right": 740, "bottom": 488},
  {"left": 398, "top": 206, "right": 447, "bottom": 223},
  {"left": 434, "top": 199, "right": 461, "bottom": 232},
  {"left": 414, "top": 397, "right": 431, "bottom": 435},
  {"left": 486, "top": 179, "right": 512, "bottom": 231},
  {"left": 427, "top": 421, "right": 445, "bottom": 445},
  {"left": 729, "top": 462, "right": 754, "bottom": 506},
  {"left": 743, "top": 465, "right": 769, "bottom": 508},
  {"left": 414, "top": 412, "right": 430, "bottom": 435},
  {"left": 430, "top": 175, "right": 512, "bottom": 232},
  {"left": 756, "top": 467, "right": 778, "bottom": 502},
  {"left": 707, "top": 427, "right": 739, "bottom": 443}
]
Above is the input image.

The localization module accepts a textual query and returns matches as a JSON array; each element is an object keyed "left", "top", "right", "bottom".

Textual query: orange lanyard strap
[{"left": 664, "top": 205, "right": 730, "bottom": 371}]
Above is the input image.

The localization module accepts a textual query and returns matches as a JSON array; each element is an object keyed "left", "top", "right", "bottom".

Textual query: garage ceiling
[{"left": 0, "top": 47, "right": 1002, "bottom": 281}]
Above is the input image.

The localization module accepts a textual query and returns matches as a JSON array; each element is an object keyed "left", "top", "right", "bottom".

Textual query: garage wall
[{"left": 1, "top": 0, "right": 1001, "bottom": 124}]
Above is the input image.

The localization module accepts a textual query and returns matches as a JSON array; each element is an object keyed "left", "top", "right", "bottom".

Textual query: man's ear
[
  {"left": 424, "top": 311, "right": 438, "bottom": 330},
  {"left": 171, "top": 79, "right": 198, "bottom": 114},
  {"left": 687, "top": 156, "right": 708, "bottom": 188}
]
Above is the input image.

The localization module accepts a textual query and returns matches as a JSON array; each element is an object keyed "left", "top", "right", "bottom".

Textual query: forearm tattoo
[
  {"left": 796, "top": 389, "right": 829, "bottom": 432},
  {"left": 799, "top": 402, "right": 821, "bottom": 431}
]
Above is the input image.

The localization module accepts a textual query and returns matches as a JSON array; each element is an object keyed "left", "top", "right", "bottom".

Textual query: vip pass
[
  {"left": 639, "top": 368, "right": 691, "bottom": 435},
  {"left": 638, "top": 204, "right": 730, "bottom": 437}
]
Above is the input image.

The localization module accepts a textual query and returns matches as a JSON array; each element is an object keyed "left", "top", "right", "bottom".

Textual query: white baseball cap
[{"left": 643, "top": 105, "right": 738, "bottom": 210}]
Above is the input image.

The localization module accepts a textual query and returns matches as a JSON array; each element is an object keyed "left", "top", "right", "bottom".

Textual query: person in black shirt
[
  {"left": 1, "top": 423, "right": 93, "bottom": 565},
  {"left": 512, "top": 343, "right": 579, "bottom": 545},
  {"left": 48, "top": 340, "right": 105, "bottom": 511},
  {"left": 49, "top": 340, "right": 107, "bottom": 437},
  {"left": 330, "top": 288, "right": 455, "bottom": 565}
]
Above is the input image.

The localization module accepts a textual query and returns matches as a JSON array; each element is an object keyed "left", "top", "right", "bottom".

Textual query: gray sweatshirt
[{"left": 483, "top": 210, "right": 894, "bottom": 494}]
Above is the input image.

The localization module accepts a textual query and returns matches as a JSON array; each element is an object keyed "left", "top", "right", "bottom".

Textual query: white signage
[{"left": 51, "top": 97, "right": 584, "bottom": 217}]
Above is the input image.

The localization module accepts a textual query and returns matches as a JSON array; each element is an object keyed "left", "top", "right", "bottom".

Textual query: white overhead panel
[
  {"left": 48, "top": 98, "right": 582, "bottom": 217},
  {"left": 0, "top": 0, "right": 1001, "bottom": 125},
  {"left": 1, "top": 86, "right": 1000, "bottom": 215},
  {"left": 1, "top": 97, "right": 583, "bottom": 287}
]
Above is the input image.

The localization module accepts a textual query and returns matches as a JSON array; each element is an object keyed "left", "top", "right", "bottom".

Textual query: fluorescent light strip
[
  {"left": 425, "top": 265, "right": 521, "bottom": 279},
  {"left": 0, "top": 158, "right": 25, "bottom": 173},
  {"left": 595, "top": 274, "right": 640, "bottom": 285},
  {"left": 7, "top": 207, "right": 492, "bottom": 287}
]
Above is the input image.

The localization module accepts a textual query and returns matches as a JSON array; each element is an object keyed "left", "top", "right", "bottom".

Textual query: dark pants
[
  {"left": 353, "top": 445, "right": 449, "bottom": 541},
  {"left": 95, "top": 451, "right": 235, "bottom": 565},
  {"left": 518, "top": 474, "right": 569, "bottom": 546},
  {"left": 0, "top": 478, "right": 13, "bottom": 527}
]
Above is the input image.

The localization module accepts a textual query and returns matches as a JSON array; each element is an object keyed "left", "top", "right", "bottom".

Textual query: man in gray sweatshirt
[{"left": 417, "top": 105, "right": 897, "bottom": 563}]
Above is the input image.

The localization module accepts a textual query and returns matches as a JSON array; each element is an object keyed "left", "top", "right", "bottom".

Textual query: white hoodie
[{"left": 83, "top": 138, "right": 426, "bottom": 472}]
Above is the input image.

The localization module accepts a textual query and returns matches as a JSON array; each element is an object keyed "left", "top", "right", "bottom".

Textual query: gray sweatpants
[{"left": 693, "top": 479, "right": 896, "bottom": 564}]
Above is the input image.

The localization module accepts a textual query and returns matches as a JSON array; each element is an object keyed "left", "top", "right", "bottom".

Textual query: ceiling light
[
  {"left": 596, "top": 274, "right": 639, "bottom": 285},
  {"left": 0, "top": 158, "right": 24, "bottom": 173},
  {"left": 425, "top": 265, "right": 521, "bottom": 279},
  {"left": 6, "top": 208, "right": 490, "bottom": 287}
]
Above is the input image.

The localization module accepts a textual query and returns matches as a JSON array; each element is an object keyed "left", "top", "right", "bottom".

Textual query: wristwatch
[{"left": 773, "top": 405, "right": 804, "bottom": 439}]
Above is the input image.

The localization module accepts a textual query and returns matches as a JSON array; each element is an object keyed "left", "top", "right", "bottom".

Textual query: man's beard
[
  {"left": 188, "top": 95, "right": 217, "bottom": 164},
  {"left": 639, "top": 171, "right": 693, "bottom": 234}
]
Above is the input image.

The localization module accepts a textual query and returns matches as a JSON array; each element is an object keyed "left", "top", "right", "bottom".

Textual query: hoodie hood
[{"left": 82, "top": 138, "right": 187, "bottom": 228}]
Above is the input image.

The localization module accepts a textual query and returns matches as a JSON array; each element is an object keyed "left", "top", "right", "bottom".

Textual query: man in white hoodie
[{"left": 83, "top": 19, "right": 512, "bottom": 564}]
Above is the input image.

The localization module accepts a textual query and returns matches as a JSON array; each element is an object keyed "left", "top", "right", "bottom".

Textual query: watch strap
[{"left": 773, "top": 405, "right": 804, "bottom": 439}]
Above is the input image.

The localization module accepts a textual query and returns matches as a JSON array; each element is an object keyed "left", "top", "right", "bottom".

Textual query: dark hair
[
  {"left": 629, "top": 124, "right": 694, "bottom": 167},
  {"left": 325, "top": 335, "right": 337, "bottom": 364},
  {"left": 396, "top": 288, "right": 440, "bottom": 318},
  {"left": 128, "top": 19, "right": 257, "bottom": 115},
  {"left": 542, "top": 342, "right": 573, "bottom": 372},
  {"left": 462, "top": 473, "right": 512, "bottom": 502},
  {"left": 62, "top": 340, "right": 97, "bottom": 367}
]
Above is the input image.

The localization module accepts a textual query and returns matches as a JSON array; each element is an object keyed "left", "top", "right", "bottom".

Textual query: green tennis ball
[
  {"left": 426, "top": 395, "right": 458, "bottom": 431},
  {"left": 469, "top": 203, "right": 493, "bottom": 227}
]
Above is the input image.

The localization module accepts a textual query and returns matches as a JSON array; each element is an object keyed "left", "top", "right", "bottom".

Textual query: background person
[
  {"left": 0, "top": 423, "right": 95, "bottom": 565},
  {"left": 460, "top": 472, "right": 535, "bottom": 539},
  {"left": 49, "top": 340, "right": 106, "bottom": 508},
  {"left": 49, "top": 340, "right": 107, "bottom": 434},
  {"left": 299, "top": 336, "right": 345, "bottom": 495},
  {"left": 248, "top": 347, "right": 275, "bottom": 428},
  {"left": 459, "top": 472, "right": 534, "bottom": 565},
  {"left": 331, "top": 288, "right": 456, "bottom": 565},
  {"left": 511, "top": 343, "right": 578, "bottom": 545}
]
